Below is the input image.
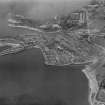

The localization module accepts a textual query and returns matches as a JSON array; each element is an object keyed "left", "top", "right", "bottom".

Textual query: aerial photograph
[{"left": 0, "top": 0, "right": 105, "bottom": 105}]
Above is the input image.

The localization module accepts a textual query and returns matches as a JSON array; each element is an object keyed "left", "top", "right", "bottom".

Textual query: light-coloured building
[
  {"left": 71, "top": 9, "right": 88, "bottom": 25},
  {"left": 79, "top": 10, "right": 87, "bottom": 24},
  {"left": 98, "top": 0, "right": 105, "bottom": 4},
  {"left": 93, "top": 0, "right": 105, "bottom": 5}
]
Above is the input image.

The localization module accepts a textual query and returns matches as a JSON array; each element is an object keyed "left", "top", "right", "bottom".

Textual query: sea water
[{"left": 0, "top": 48, "right": 89, "bottom": 105}]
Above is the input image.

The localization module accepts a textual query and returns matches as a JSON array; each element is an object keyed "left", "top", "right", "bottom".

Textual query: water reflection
[{"left": 0, "top": 48, "right": 89, "bottom": 105}]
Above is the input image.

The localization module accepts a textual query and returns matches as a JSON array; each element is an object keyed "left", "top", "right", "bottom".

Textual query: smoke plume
[
  {"left": 8, "top": 0, "right": 91, "bottom": 21},
  {"left": 0, "top": 0, "right": 92, "bottom": 36}
]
